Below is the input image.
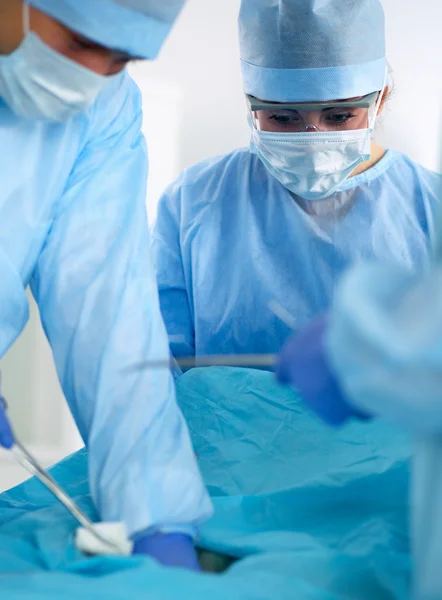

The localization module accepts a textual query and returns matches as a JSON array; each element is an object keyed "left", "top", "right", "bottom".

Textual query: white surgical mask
[
  {"left": 249, "top": 87, "right": 385, "bottom": 201},
  {"left": 0, "top": 2, "right": 110, "bottom": 121}
]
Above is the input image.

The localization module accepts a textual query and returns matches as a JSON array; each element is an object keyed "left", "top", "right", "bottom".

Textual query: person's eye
[
  {"left": 71, "top": 37, "right": 98, "bottom": 51},
  {"left": 326, "top": 112, "right": 356, "bottom": 125},
  {"left": 269, "top": 113, "right": 300, "bottom": 125}
]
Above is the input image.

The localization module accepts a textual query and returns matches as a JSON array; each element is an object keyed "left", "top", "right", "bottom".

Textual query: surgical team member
[
  {"left": 0, "top": 0, "right": 212, "bottom": 570},
  {"left": 277, "top": 196, "right": 442, "bottom": 600},
  {"left": 152, "top": 0, "right": 441, "bottom": 361},
  {"left": 277, "top": 191, "right": 442, "bottom": 599}
]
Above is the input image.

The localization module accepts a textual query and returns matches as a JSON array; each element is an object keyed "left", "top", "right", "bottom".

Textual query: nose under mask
[
  {"left": 250, "top": 125, "right": 372, "bottom": 201},
  {"left": 249, "top": 84, "right": 385, "bottom": 201}
]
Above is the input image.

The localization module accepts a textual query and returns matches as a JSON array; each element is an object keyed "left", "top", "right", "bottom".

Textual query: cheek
[
  {"left": 256, "top": 114, "right": 265, "bottom": 129},
  {"left": 108, "top": 63, "right": 128, "bottom": 75},
  {"left": 256, "top": 114, "right": 277, "bottom": 132},
  {"left": 262, "top": 122, "right": 285, "bottom": 133},
  {"left": 357, "top": 111, "right": 370, "bottom": 128}
]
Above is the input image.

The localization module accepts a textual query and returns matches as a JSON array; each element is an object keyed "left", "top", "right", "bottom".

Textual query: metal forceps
[
  {"left": 10, "top": 442, "right": 124, "bottom": 554},
  {"left": 0, "top": 379, "right": 122, "bottom": 555}
]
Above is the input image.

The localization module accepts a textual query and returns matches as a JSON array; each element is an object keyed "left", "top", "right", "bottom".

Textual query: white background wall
[
  {"left": 0, "top": 0, "right": 441, "bottom": 490},
  {"left": 375, "top": 0, "right": 442, "bottom": 170}
]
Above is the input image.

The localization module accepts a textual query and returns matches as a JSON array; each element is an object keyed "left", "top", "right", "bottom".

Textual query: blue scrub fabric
[
  {"left": 28, "top": 0, "right": 186, "bottom": 60},
  {"left": 151, "top": 149, "right": 441, "bottom": 360},
  {"left": 238, "top": 0, "right": 386, "bottom": 102},
  {"left": 324, "top": 195, "right": 442, "bottom": 599},
  {"left": 0, "top": 368, "right": 411, "bottom": 598},
  {"left": 327, "top": 263, "right": 442, "bottom": 435},
  {"left": 324, "top": 169, "right": 442, "bottom": 434},
  {"left": 0, "top": 72, "right": 211, "bottom": 539}
]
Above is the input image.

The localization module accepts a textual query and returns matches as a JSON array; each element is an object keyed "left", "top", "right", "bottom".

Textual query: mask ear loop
[
  {"left": 369, "top": 68, "right": 388, "bottom": 131},
  {"left": 23, "top": 2, "right": 31, "bottom": 36}
]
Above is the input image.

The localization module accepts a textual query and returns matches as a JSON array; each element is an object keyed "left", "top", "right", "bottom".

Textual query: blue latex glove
[
  {"left": 0, "top": 388, "right": 15, "bottom": 449},
  {"left": 276, "top": 314, "right": 371, "bottom": 426},
  {"left": 133, "top": 532, "right": 201, "bottom": 571}
]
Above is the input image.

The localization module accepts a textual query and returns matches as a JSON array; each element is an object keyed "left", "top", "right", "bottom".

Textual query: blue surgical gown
[
  {"left": 324, "top": 202, "right": 442, "bottom": 600},
  {"left": 152, "top": 148, "right": 441, "bottom": 359},
  {"left": 0, "top": 72, "right": 212, "bottom": 537}
]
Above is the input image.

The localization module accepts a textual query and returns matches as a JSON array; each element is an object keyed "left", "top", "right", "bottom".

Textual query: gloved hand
[
  {"left": 133, "top": 532, "right": 201, "bottom": 571},
  {"left": 276, "top": 314, "right": 371, "bottom": 426},
  {"left": 0, "top": 389, "right": 15, "bottom": 449}
]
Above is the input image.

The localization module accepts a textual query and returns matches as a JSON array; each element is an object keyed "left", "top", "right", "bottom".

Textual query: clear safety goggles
[{"left": 247, "top": 92, "right": 380, "bottom": 133}]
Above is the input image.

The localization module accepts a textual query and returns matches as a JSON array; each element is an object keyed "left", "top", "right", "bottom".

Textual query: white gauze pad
[{"left": 75, "top": 522, "right": 133, "bottom": 556}]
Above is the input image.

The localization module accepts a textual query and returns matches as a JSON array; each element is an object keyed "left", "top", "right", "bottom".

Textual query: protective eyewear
[{"left": 247, "top": 92, "right": 380, "bottom": 133}]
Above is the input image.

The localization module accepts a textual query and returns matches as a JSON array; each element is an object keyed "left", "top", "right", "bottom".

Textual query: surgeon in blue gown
[
  {"left": 0, "top": 0, "right": 212, "bottom": 569},
  {"left": 277, "top": 198, "right": 442, "bottom": 600},
  {"left": 277, "top": 209, "right": 442, "bottom": 599},
  {"left": 152, "top": 0, "right": 441, "bottom": 361}
]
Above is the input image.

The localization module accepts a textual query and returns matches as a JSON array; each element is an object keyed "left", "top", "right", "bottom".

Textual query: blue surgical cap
[
  {"left": 28, "top": 0, "right": 186, "bottom": 59},
  {"left": 239, "top": 0, "right": 387, "bottom": 102}
]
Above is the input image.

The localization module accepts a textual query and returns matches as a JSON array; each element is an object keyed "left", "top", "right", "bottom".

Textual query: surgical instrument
[
  {"left": 10, "top": 440, "right": 125, "bottom": 555},
  {"left": 128, "top": 303, "right": 296, "bottom": 372},
  {"left": 127, "top": 353, "right": 277, "bottom": 372},
  {"left": 0, "top": 378, "right": 123, "bottom": 555}
]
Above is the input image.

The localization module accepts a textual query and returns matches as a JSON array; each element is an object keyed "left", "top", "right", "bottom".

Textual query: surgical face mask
[
  {"left": 249, "top": 87, "right": 385, "bottom": 201},
  {"left": 0, "top": 3, "right": 110, "bottom": 121}
]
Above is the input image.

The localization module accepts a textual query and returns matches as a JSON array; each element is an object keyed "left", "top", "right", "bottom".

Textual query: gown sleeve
[
  {"left": 151, "top": 179, "right": 196, "bottom": 359},
  {"left": 327, "top": 258, "right": 442, "bottom": 434},
  {"left": 30, "top": 73, "right": 212, "bottom": 537}
]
